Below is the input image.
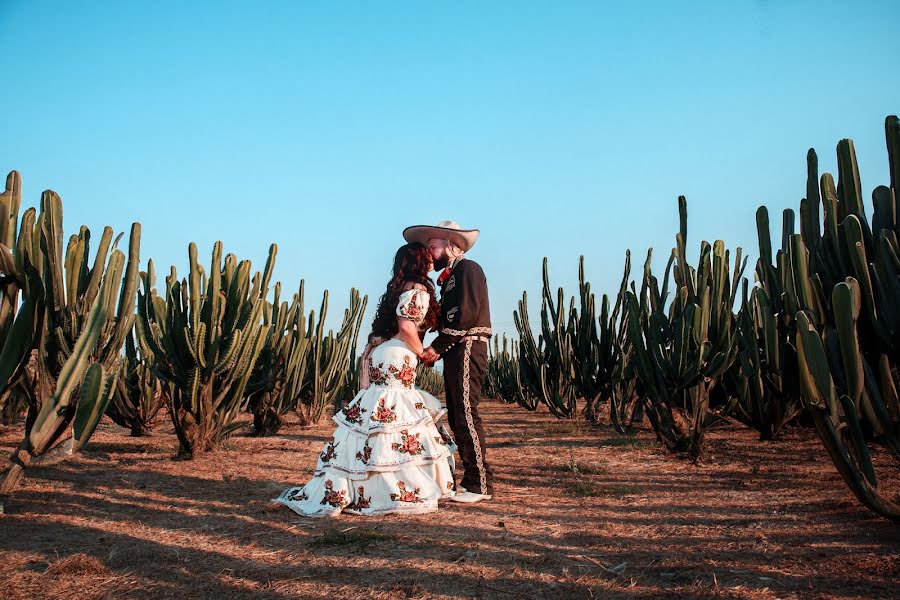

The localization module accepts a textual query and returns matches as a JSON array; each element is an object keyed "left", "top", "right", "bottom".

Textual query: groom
[{"left": 403, "top": 221, "right": 494, "bottom": 503}]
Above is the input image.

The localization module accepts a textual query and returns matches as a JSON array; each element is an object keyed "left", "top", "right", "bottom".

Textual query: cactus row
[{"left": 496, "top": 115, "right": 900, "bottom": 519}]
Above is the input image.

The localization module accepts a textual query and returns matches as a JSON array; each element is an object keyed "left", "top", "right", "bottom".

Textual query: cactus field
[
  {"left": 498, "top": 116, "right": 900, "bottom": 524},
  {"left": 0, "top": 117, "right": 899, "bottom": 599}
]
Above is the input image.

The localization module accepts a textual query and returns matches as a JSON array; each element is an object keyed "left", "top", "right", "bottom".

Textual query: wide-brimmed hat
[{"left": 403, "top": 220, "right": 480, "bottom": 252}]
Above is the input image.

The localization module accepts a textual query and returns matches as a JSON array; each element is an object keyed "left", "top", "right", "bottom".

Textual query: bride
[{"left": 273, "top": 242, "right": 456, "bottom": 516}]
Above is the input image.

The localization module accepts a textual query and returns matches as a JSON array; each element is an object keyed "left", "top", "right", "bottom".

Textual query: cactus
[
  {"left": 415, "top": 363, "right": 445, "bottom": 398},
  {"left": 627, "top": 197, "right": 746, "bottom": 457},
  {"left": 795, "top": 280, "right": 899, "bottom": 520},
  {"left": 1, "top": 188, "right": 137, "bottom": 511},
  {"left": 590, "top": 253, "right": 639, "bottom": 430},
  {"left": 0, "top": 171, "right": 45, "bottom": 413},
  {"left": 106, "top": 326, "right": 169, "bottom": 436},
  {"left": 295, "top": 288, "right": 366, "bottom": 426},
  {"left": 485, "top": 335, "right": 539, "bottom": 410},
  {"left": 33, "top": 192, "right": 140, "bottom": 441},
  {"left": 246, "top": 280, "right": 312, "bottom": 435},
  {"left": 485, "top": 335, "right": 523, "bottom": 404},
  {"left": 513, "top": 259, "right": 578, "bottom": 418},
  {"left": 723, "top": 209, "right": 804, "bottom": 439},
  {"left": 136, "top": 243, "right": 274, "bottom": 457},
  {"left": 746, "top": 116, "right": 900, "bottom": 517},
  {"left": 513, "top": 253, "right": 642, "bottom": 424}
]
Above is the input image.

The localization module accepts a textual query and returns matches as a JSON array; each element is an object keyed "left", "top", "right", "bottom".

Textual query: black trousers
[{"left": 442, "top": 340, "right": 494, "bottom": 495}]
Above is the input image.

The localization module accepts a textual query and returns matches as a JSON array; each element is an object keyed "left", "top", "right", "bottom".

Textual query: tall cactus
[
  {"left": 513, "top": 259, "right": 578, "bottom": 418},
  {"left": 485, "top": 335, "right": 526, "bottom": 405},
  {"left": 1, "top": 188, "right": 138, "bottom": 511},
  {"left": 795, "top": 280, "right": 899, "bottom": 520},
  {"left": 296, "top": 288, "right": 366, "bottom": 425},
  {"left": 106, "top": 326, "right": 169, "bottom": 436},
  {"left": 627, "top": 197, "right": 746, "bottom": 457},
  {"left": 0, "top": 171, "right": 45, "bottom": 413},
  {"left": 512, "top": 254, "right": 640, "bottom": 425},
  {"left": 246, "top": 280, "right": 312, "bottom": 435},
  {"left": 588, "top": 252, "right": 638, "bottom": 430},
  {"left": 415, "top": 363, "right": 446, "bottom": 398},
  {"left": 724, "top": 208, "right": 804, "bottom": 439},
  {"left": 136, "top": 243, "right": 274, "bottom": 457},
  {"left": 741, "top": 115, "right": 900, "bottom": 518}
]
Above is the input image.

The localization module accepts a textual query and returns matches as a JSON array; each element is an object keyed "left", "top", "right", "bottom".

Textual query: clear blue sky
[{"left": 2, "top": 1, "right": 899, "bottom": 346}]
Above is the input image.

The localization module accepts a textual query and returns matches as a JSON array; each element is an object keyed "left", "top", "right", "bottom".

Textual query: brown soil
[{"left": 1, "top": 401, "right": 898, "bottom": 599}]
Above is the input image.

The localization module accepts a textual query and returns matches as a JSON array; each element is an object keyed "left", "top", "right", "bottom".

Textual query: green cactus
[
  {"left": 795, "top": 280, "right": 899, "bottom": 521},
  {"left": 106, "top": 326, "right": 169, "bottom": 436},
  {"left": 296, "top": 288, "right": 366, "bottom": 426},
  {"left": 513, "top": 291, "right": 545, "bottom": 412},
  {"left": 415, "top": 362, "right": 445, "bottom": 398},
  {"left": 627, "top": 197, "right": 746, "bottom": 458},
  {"left": 246, "top": 280, "right": 312, "bottom": 435},
  {"left": 513, "top": 259, "right": 579, "bottom": 418},
  {"left": 723, "top": 209, "right": 804, "bottom": 439},
  {"left": 0, "top": 171, "right": 45, "bottom": 414},
  {"left": 136, "top": 242, "right": 274, "bottom": 457},
  {"left": 747, "top": 115, "right": 900, "bottom": 518},
  {"left": 1, "top": 187, "right": 136, "bottom": 511},
  {"left": 1, "top": 268, "right": 119, "bottom": 507},
  {"left": 485, "top": 335, "right": 524, "bottom": 405}
]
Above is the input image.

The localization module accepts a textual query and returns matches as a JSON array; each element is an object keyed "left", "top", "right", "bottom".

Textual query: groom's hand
[{"left": 420, "top": 346, "right": 440, "bottom": 365}]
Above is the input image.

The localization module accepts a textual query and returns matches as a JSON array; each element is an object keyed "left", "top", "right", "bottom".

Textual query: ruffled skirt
[{"left": 273, "top": 383, "right": 456, "bottom": 517}]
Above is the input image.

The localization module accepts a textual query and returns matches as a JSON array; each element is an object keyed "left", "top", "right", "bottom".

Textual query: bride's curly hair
[{"left": 370, "top": 242, "right": 440, "bottom": 340}]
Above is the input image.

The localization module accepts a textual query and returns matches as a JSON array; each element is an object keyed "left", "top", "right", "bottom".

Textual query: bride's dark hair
[{"left": 370, "top": 242, "right": 440, "bottom": 340}]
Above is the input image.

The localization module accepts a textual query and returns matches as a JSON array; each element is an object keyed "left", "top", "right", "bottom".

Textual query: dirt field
[{"left": 1, "top": 400, "right": 898, "bottom": 599}]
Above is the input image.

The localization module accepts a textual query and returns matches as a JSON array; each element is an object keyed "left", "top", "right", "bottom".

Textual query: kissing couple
[{"left": 273, "top": 220, "right": 494, "bottom": 516}]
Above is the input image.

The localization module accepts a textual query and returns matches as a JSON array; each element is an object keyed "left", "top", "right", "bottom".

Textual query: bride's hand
[{"left": 419, "top": 347, "right": 439, "bottom": 366}]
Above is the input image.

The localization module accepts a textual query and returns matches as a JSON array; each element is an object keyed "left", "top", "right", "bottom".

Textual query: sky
[{"left": 2, "top": 1, "right": 899, "bottom": 348}]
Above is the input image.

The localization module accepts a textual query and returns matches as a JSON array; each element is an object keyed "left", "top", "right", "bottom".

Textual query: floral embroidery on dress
[
  {"left": 346, "top": 486, "right": 371, "bottom": 511},
  {"left": 341, "top": 403, "right": 367, "bottom": 424},
  {"left": 321, "top": 480, "right": 348, "bottom": 508},
  {"left": 392, "top": 430, "right": 424, "bottom": 455},
  {"left": 320, "top": 440, "right": 339, "bottom": 463},
  {"left": 286, "top": 488, "right": 309, "bottom": 502},
  {"left": 356, "top": 442, "right": 372, "bottom": 464},
  {"left": 400, "top": 300, "right": 422, "bottom": 320},
  {"left": 387, "top": 355, "right": 416, "bottom": 389},
  {"left": 390, "top": 481, "right": 424, "bottom": 503},
  {"left": 369, "top": 356, "right": 417, "bottom": 389},
  {"left": 414, "top": 401, "right": 425, "bottom": 410},
  {"left": 372, "top": 398, "right": 398, "bottom": 423},
  {"left": 396, "top": 289, "right": 428, "bottom": 326},
  {"left": 368, "top": 362, "right": 388, "bottom": 386}
]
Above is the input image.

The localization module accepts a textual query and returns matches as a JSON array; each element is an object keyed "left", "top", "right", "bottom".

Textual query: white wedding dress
[{"left": 273, "top": 289, "right": 456, "bottom": 516}]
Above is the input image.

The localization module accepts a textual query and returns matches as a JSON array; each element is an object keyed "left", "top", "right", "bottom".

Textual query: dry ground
[{"left": 0, "top": 400, "right": 898, "bottom": 599}]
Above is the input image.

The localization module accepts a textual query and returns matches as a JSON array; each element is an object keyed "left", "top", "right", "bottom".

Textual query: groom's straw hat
[{"left": 403, "top": 221, "right": 480, "bottom": 252}]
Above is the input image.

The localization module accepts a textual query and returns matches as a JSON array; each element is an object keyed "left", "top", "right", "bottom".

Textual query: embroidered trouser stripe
[
  {"left": 462, "top": 340, "right": 487, "bottom": 495},
  {"left": 443, "top": 340, "right": 493, "bottom": 495}
]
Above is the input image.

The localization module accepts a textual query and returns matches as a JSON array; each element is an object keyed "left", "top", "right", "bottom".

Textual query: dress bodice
[
  {"left": 366, "top": 289, "right": 430, "bottom": 389},
  {"left": 368, "top": 339, "right": 418, "bottom": 389}
]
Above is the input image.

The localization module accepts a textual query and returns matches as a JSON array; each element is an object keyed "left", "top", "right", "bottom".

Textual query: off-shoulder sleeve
[{"left": 396, "top": 289, "right": 429, "bottom": 326}]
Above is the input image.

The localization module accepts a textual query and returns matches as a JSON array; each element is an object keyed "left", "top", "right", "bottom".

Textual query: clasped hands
[{"left": 419, "top": 346, "right": 440, "bottom": 366}]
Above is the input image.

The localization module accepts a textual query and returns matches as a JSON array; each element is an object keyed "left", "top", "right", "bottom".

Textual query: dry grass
[{"left": 0, "top": 401, "right": 898, "bottom": 599}]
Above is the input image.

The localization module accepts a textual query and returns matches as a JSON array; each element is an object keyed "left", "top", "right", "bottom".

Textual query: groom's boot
[{"left": 443, "top": 340, "right": 494, "bottom": 502}]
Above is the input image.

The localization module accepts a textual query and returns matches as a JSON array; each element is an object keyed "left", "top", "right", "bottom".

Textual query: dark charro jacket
[{"left": 432, "top": 256, "right": 492, "bottom": 355}]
